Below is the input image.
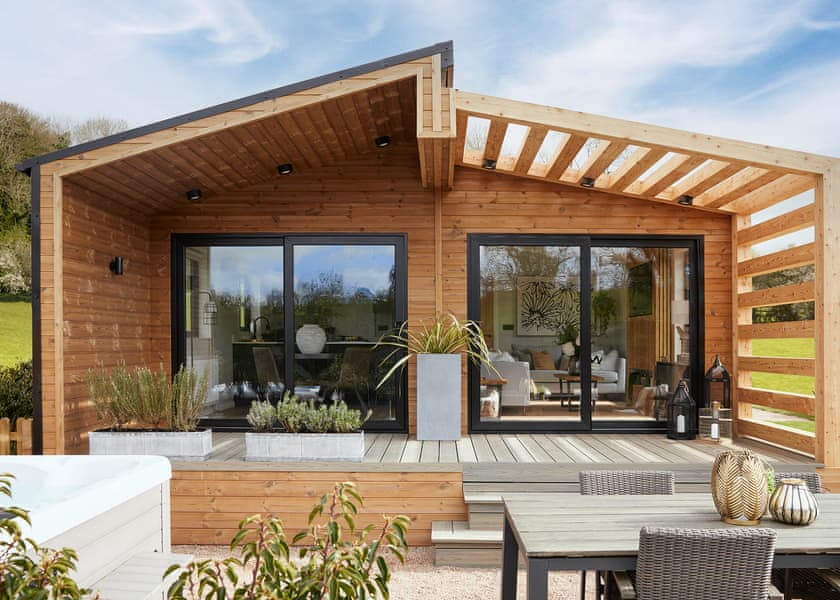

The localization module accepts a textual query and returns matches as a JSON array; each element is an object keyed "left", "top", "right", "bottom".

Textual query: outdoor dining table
[{"left": 501, "top": 492, "right": 840, "bottom": 600}]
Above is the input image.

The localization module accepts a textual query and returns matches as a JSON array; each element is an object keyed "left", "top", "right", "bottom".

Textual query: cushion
[
  {"left": 600, "top": 349, "right": 619, "bottom": 372},
  {"left": 510, "top": 344, "right": 533, "bottom": 367},
  {"left": 497, "top": 351, "right": 515, "bottom": 362},
  {"left": 590, "top": 349, "right": 605, "bottom": 366},
  {"left": 531, "top": 350, "right": 555, "bottom": 371}
]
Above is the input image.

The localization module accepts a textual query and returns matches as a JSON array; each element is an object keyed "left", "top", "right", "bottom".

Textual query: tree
[{"left": 70, "top": 116, "right": 128, "bottom": 145}]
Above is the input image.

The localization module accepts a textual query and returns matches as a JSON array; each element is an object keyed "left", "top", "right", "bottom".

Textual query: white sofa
[{"left": 481, "top": 360, "right": 531, "bottom": 409}]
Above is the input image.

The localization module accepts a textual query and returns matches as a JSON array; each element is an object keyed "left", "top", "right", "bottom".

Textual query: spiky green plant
[
  {"left": 135, "top": 365, "right": 172, "bottom": 430},
  {"left": 170, "top": 366, "right": 209, "bottom": 432},
  {"left": 246, "top": 400, "right": 277, "bottom": 433},
  {"left": 374, "top": 313, "right": 496, "bottom": 388},
  {"left": 86, "top": 362, "right": 140, "bottom": 430}
]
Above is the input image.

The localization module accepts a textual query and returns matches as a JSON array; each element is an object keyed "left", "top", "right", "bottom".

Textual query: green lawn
[
  {"left": 0, "top": 300, "right": 31, "bottom": 366},
  {"left": 748, "top": 337, "right": 815, "bottom": 433}
]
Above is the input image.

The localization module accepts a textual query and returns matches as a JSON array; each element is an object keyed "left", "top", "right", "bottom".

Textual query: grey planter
[
  {"left": 416, "top": 353, "right": 461, "bottom": 441},
  {"left": 244, "top": 431, "right": 365, "bottom": 461},
  {"left": 88, "top": 429, "right": 213, "bottom": 461}
]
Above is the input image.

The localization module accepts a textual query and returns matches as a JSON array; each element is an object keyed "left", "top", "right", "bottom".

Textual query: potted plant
[
  {"left": 376, "top": 314, "right": 495, "bottom": 441},
  {"left": 87, "top": 363, "right": 211, "bottom": 460},
  {"left": 244, "top": 392, "right": 367, "bottom": 461}
]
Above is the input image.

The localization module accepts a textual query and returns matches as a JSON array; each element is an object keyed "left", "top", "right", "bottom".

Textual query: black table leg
[
  {"left": 501, "top": 516, "right": 519, "bottom": 600},
  {"left": 527, "top": 558, "right": 549, "bottom": 600}
]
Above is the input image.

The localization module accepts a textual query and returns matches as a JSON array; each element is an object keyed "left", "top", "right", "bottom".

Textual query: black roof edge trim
[{"left": 16, "top": 40, "right": 453, "bottom": 173}]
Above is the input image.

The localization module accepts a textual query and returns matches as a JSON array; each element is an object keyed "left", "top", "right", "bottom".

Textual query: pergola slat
[
  {"left": 738, "top": 320, "right": 815, "bottom": 340},
  {"left": 737, "top": 281, "right": 814, "bottom": 308},
  {"left": 546, "top": 134, "right": 587, "bottom": 180},
  {"left": 513, "top": 125, "right": 547, "bottom": 175},
  {"left": 738, "top": 204, "right": 814, "bottom": 247},
  {"left": 580, "top": 140, "right": 628, "bottom": 181},
  {"left": 722, "top": 173, "right": 816, "bottom": 215},
  {"left": 698, "top": 168, "right": 787, "bottom": 209},
  {"left": 633, "top": 154, "right": 705, "bottom": 197},
  {"left": 482, "top": 119, "right": 507, "bottom": 163},
  {"left": 738, "top": 243, "right": 815, "bottom": 277},
  {"left": 739, "top": 356, "right": 815, "bottom": 377},
  {"left": 666, "top": 160, "right": 744, "bottom": 200},
  {"left": 603, "top": 147, "right": 667, "bottom": 191}
]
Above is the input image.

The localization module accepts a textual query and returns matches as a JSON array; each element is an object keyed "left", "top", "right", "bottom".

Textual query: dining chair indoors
[
  {"left": 578, "top": 470, "right": 675, "bottom": 599},
  {"left": 611, "top": 526, "right": 779, "bottom": 600}
]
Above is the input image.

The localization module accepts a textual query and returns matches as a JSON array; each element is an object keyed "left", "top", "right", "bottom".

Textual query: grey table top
[{"left": 502, "top": 492, "right": 840, "bottom": 559}]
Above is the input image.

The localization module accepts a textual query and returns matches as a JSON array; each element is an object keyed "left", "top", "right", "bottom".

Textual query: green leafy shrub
[
  {"left": 166, "top": 482, "right": 410, "bottom": 600},
  {"left": 0, "top": 473, "right": 93, "bottom": 600},
  {"left": 273, "top": 393, "right": 366, "bottom": 434},
  {"left": 0, "top": 360, "right": 33, "bottom": 425},
  {"left": 87, "top": 363, "right": 208, "bottom": 431},
  {"left": 246, "top": 400, "right": 276, "bottom": 432}
]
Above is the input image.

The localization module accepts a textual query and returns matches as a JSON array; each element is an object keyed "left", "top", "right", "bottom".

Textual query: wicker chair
[
  {"left": 772, "top": 472, "right": 840, "bottom": 599},
  {"left": 611, "top": 526, "right": 779, "bottom": 600},
  {"left": 578, "top": 470, "right": 675, "bottom": 599}
]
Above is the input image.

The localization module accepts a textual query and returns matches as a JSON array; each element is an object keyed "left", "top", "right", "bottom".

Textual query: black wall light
[
  {"left": 677, "top": 194, "right": 694, "bottom": 206},
  {"left": 185, "top": 188, "right": 202, "bottom": 202},
  {"left": 580, "top": 177, "right": 596, "bottom": 188},
  {"left": 109, "top": 256, "right": 124, "bottom": 275},
  {"left": 277, "top": 163, "right": 293, "bottom": 175},
  {"left": 374, "top": 135, "right": 391, "bottom": 148},
  {"left": 482, "top": 158, "right": 497, "bottom": 170}
]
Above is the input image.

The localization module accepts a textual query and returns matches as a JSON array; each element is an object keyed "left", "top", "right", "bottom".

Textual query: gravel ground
[{"left": 172, "top": 545, "right": 596, "bottom": 599}]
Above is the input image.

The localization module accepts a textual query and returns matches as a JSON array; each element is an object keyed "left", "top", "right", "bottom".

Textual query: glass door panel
[
  {"left": 478, "top": 243, "right": 585, "bottom": 425},
  {"left": 590, "top": 246, "right": 693, "bottom": 422},
  {"left": 292, "top": 244, "right": 400, "bottom": 423},
  {"left": 184, "top": 245, "right": 284, "bottom": 421}
]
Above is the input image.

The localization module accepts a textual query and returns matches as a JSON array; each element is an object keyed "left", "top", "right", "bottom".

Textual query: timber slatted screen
[
  {"left": 734, "top": 182, "right": 817, "bottom": 456},
  {"left": 0, "top": 418, "right": 33, "bottom": 455}
]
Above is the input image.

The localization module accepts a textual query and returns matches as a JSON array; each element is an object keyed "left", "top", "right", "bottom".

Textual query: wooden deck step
[
  {"left": 92, "top": 552, "right": 193, "bottom": 600},
  {"left": 431, "top": 520, "right": 503, "bottom": 568}
]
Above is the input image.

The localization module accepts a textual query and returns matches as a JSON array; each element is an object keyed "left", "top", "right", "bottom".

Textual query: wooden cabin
[{"left": 17, "top": 41, "right": 840, "bottom": 485}]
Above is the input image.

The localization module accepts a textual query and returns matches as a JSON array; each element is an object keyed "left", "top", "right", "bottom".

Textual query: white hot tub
[{"left": 0, "top": 455, "right": 172, "bottom": 586}]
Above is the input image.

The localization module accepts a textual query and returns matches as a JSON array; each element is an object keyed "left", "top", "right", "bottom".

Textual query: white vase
[{"left": 296, "top": 324, "right": 326, "bottom": 354}]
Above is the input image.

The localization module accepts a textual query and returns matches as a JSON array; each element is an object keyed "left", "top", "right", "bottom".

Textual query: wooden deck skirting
[{"left": 168, "top": 432, "right": 820, "bottom": 547}]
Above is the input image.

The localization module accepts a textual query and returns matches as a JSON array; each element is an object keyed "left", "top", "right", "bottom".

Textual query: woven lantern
[
  {"left": 711, "top": 449, "right": 770, "bottom": 525},
  {"left": 666, "top": 379, "right": 696, "bottom": 440}
]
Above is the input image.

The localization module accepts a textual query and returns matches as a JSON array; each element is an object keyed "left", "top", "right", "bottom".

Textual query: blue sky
[{"left": 1, "top": 0, "right": 839, "bottom": 157}]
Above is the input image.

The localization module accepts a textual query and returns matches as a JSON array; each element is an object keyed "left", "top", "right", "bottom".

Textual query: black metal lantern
[
  {"left": 704, "top": 355, "right": 731, "bottom": 409},
  {"left": 667, "top": 379, "right": 696, "bottom": 440}
]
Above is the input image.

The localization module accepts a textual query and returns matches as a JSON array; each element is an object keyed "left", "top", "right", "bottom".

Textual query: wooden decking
[{"left": 194, "top": 431, "right": 811, "bottom": 467}]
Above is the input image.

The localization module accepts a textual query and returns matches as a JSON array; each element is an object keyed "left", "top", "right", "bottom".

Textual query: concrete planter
[
  {"left": 88, "top": 429, "right": 213, "bottom": 461},
  {"left": 416, "top": 353, "right": 461, "bottom": 441},
  {"left": 244, "top": 431, "right": 365, "bottom": 462}
]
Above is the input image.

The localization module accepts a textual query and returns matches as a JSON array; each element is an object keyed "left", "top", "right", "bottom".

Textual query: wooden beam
[
  {"left": 722, "top": 173, "right": 816, "bottom": 215},
  {"left": 738, "top": 320, "right": 815, "bottom": 340},
  {"left": 603, "top": 147, "right": 667, "bottom": 191},
  {"left": 631, "top": 154, "right": 705, "bottom": 197},
  {"left": 697, "top": 168, "right": 787, "bottom": 210},
  {"left": 737, "top": 419, "right": 815, "bottom": 456},
  {"left": 513, "top": 125, "right": 547, "bottom": 175},
  {"left": 431, "top": 53, "right": 442, "bottom": 133},
  {"left": 738, "top": 356, "right": 814, "bottom": 377},
  {"left": 738, "top": 387, "right": 814, "bottom": 416},
  {"left": 546, "top": 134, "right": 587, "bottom": 180},
  {"left": 580, "top": 140, "right": 628, "bottom": 181},
  {"left": 737, "top": 281, "right": 814, "bottom": 308},
  {"left": 737, "top": 243, "right": 815, "bottom": 278},
  {"left": 52, "top": 173, "right": 65, "bottom": 454},
  {"left": 455, "top": 90, "right": 835, "bottom": 174},
  {"left": 435, "top": 188, "right": 443, "bottom": 314},
  {"left": 737, "top": 204, "right": 814, "bottom": 247},
  {"left": 482, "top": 119, "right": 507, "bottom": 163},
  {"left": 815, "top": 164, "right": 840, "bottom": 468},
  {"left": 665, "top": 161, "right": 744, "bottom": 201},
  {"left": 453, "top": 109, "right": 468, "bottom": 165}
]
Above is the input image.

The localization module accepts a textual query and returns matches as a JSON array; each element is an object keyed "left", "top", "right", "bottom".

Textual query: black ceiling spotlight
[
  {"left": 677, "top": 194, "right": 694, "bottom": 206},
  {"left": 109, "top": 256, "right": 124, "bottom": 276},
  {"left": 580, "top": 177, "right": 596, "bottom": 188},
  {"left": 374, "top": 135, "right": 391, "bottom": 148},
  {"left": 185, "top": 188, "right": 202, "bottom": 203},
  {"left": 277, "top": 163, "right": 293, "bottom": 175},
  {"left": 482, "top": 158, "right": 497, "bottom": 170}
]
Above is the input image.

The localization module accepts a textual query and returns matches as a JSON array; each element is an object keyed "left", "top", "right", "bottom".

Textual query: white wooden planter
[
  {"left": 88, "top": 429, "right": 213, "bottom": 461},
  {"left": 245, "top": 431, "right": 365, "bottom": 462},
  {"left": 416, "top": 353, "right": 461, "bottom": 441}
]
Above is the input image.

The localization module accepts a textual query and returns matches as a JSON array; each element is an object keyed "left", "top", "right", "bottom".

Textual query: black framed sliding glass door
[
  {"left": 172, "top": 234, "right": 407, "bottom": 431},
  {"left": 468, "top": 234, "right": 702, "bottom": 433}
]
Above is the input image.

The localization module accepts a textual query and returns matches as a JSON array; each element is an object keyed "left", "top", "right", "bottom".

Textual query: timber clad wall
[
  {"left": 62, "top": 182, "right": 153, "bottom": 453},
  {"left": 170, "top": 469, "right": 466, "bottom": 546},
  {"left": 53, "top": 145, "right": 733, "bottom": 449}
]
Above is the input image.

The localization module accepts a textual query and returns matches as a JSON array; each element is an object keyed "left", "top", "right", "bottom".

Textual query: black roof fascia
[{"left": 16, "top": 40, "right": 454, "bottom": 175}]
